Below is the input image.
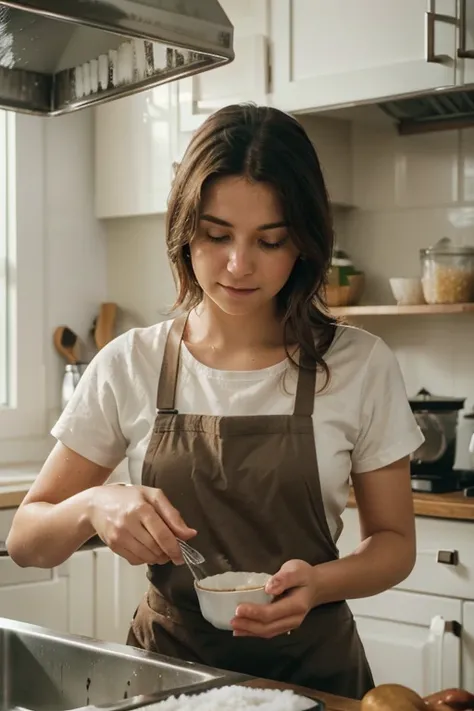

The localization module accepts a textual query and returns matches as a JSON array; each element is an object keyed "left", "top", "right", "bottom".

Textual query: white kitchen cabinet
[
  {"left": 349, "top": 590, "right": 462, "bottom": 696},
  {"left": 0, "top": 550, "right": 94, "bottom": 636},
  {"left": 456, "top": 0, "right": 474, "bottom": 86},
  {"left": 270, "top": 0, "right": 457, "bottom": 114},
  {"left": 93, "top": 547, "right": 148, "bottom": 644},
  {"left": 338, "top": 506, "right": 474, "bottom": 692},
  {"left": 95, "top": 84, "right": 173, "bottom": 218},
  {"left": 339, "top": 507, "right": 474, "bottom": 602},
  {"left": 462, "top": 602, "right": 474, "bottom": 692},
  {"left": 177, "top": 34, "right": 269, "bottom": 133},
  {"left": 176, "top": 0, "right": 269, "bottom": 133}
]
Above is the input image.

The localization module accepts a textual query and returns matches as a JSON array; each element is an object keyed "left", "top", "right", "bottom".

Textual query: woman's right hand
[{"left": 88, "top": 484, "right": 197, "bottom": 566}]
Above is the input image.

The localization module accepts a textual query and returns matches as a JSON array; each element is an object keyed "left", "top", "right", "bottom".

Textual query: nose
[{"left": 226, "top": 245, "right": 254, "bottom": 278}]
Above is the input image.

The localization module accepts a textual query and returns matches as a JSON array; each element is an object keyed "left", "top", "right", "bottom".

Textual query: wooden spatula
[{"left": 94, "top": 302, "right": 117, "bottom": 350}]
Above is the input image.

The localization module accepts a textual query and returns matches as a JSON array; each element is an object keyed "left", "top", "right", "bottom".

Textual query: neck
[{"left": 187, "top": 297, "right": 285, "bottom": 350}]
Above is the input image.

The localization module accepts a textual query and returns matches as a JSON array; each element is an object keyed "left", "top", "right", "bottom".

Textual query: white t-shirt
[{"left": 51, "top": 319, "right": 424, "bottom": 542}]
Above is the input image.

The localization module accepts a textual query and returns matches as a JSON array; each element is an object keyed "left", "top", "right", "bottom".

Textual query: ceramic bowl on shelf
[
  {"left": 389, "top": 277, "right": 426, "bottom": 305},
  {"left": 325, "top": 273, "right": 365, "bottom": 307}
]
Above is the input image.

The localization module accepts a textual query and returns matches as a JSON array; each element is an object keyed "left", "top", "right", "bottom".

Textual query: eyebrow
[{"left": 200, "top": 214, "right": 288, "bottom": 231}]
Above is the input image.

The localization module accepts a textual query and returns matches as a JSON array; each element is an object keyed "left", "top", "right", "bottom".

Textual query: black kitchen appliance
[{"left": 409, "top": 388, "right": 467, "bottom": 493}]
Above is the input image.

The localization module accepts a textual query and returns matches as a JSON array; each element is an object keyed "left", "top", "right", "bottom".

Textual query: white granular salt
[{"left": 148, "top": 685, "right": 316, "bottom": 711}]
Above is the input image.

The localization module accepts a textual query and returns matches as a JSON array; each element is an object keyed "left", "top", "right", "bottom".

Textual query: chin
[{"left": 208, "top": 290, "right": 274, "bottom": 318}]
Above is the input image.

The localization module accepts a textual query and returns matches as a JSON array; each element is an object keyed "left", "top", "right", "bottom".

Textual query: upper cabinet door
[
  {"left": 178, "top": 34, "right": 269, "bottom": 132},
  {"left": 95, "top": 84, "right": 173, "bottom": 219},
  {"left": 456, "top": 0, "right": 474, "bottom": 85},
  {"left": 270, "top": 0, "right": 457, "bottom": 114},
  {"left": 177, "top": 0, "right": 270, "bottom": 132}
]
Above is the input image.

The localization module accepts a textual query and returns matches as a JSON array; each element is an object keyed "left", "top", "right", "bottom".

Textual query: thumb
[
  {"left": 265, "top": 560, "right": 308, "bottom": 596},
  {"left": 147, "top": 488, "right": 197, "bottom": 539}
]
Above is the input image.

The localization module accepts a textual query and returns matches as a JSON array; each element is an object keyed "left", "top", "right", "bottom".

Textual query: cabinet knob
[{"left": 436, "top": 549, "right": 459, "bottom": 566}]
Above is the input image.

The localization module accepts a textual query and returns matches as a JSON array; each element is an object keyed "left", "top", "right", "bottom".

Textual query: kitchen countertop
[
  {"left": 0, "top": 485, "right": 30, "bottom": 509},
  {"left": 347, "top": 488, "right": 474, "bottom": 521},
  {"left": 242, "top": 679, "right": 359, "bottom": 711}
]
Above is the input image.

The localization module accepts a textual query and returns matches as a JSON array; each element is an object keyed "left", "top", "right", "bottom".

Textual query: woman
[{"left": 7, "top": 104, "right": 423, "bottom": 699}]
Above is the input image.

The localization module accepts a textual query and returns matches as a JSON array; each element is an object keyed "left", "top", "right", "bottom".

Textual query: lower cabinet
[
  {"left": 463, "top": 602, "right": 474, "bottom": 692},
  {"left": 339, "top": 506, "right": 473, "bottom": 693},
  {"left": 348, "top": 589, "right": 462, "bottom": 696},
  {"left": 0, "top": 550, "right": 94, "bottom": 636},
  {"left": 0, "top": 547, "right": 147, "bottom": 644},
  {"left": 93, "top": 546, "right": 148, "bottom": 644}
]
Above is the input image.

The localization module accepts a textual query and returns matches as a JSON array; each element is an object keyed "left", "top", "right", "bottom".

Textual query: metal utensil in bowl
[{"left": 176, "top": 538, "right": 207, "bottom": 581}]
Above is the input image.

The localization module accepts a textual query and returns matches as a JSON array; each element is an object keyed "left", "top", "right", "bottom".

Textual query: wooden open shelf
[{"left": 329, "top": 303, "right": 474, "bottom": 317}]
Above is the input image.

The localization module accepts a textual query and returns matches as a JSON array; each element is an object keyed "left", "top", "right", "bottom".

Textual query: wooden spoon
[
  {"left": 53, "top": 326, "right": 80, "bottom": 364},
  {"left": 94, "top": 302, "right": 117, "bottom": 350}
]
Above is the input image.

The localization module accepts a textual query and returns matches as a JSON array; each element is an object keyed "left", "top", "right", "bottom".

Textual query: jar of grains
[{"left": 420, "top": 238, "right": 474, "bottom": 304}]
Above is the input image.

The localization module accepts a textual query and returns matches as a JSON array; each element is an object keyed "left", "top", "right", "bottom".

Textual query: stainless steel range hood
[
  {"left": 377, "top": 85, "right": 474, "bottom": 135},
  {"left": 0, "top": 1, "right": 234, "bottom": 116}
]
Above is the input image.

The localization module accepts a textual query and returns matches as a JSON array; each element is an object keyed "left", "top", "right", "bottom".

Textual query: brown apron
[{"left": 127, "top": 313, "right": 374, "bottom": 699}]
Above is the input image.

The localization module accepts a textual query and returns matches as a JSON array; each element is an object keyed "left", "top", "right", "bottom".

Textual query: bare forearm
[
  {"left": 6, "top": 489, "right": 96, "bottom": 569},
  {"left": 311, "top": 530, "right": 416, "bottom": 607}
]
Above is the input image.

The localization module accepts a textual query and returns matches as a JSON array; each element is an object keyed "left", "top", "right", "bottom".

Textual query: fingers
[
  {"left": 127, "top": 519, "right": 171, "bottom": 564},
  {"left": 140, "top": 507, "right": 184, "bottom": 565},
  {"left": 265, "top": 559, "right": 309, "bottom": 596},
  {"left": 103, "top": 487, "right": 197, "bottom": 566},
  {"left": 232, "top": 590, "right": 309, "bottom": 639},
  {"left": 232, "top": 614, "right": 302, "bottom": 639},
  {"left": 107, "top": 528, "right": 166, "bottom": 566}
]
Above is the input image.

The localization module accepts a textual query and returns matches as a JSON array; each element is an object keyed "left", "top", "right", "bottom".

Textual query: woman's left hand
[{"left": 231, "top": 559, "right": 317, "bottom": 639}]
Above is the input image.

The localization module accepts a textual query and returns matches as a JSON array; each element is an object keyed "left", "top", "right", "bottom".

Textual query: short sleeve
[
  {"left": 351, "top": 338, "right": 424, "bottom": 474},
  {"left": 50, "top": 336, "right": 128, "bottom": 468}
]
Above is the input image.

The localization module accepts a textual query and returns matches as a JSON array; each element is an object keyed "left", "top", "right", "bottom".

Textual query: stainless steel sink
[{"left": 0, "top": 617, "right": 242, "bottom": 711}]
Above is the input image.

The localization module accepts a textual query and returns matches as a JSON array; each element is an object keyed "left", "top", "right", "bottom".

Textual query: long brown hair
[{"left": 166, "top": 103, "right": 338, "bottom": 384}]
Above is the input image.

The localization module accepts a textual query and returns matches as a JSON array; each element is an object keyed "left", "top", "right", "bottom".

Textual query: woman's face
[{"left": 190, "top": 176, "right": 299, "bottom": 317}]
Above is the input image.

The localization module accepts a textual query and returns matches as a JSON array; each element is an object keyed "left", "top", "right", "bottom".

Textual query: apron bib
[{"left": 127, "top": 313, "right": 374, "bottom": 699}]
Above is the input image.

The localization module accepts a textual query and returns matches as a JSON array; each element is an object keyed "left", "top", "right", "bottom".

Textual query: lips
[{"left": 219, "top": 284, "right": 259, "bottom": 295}]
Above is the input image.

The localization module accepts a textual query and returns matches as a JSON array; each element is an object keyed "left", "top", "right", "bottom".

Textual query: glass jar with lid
[{"left": 420, "top": 237, "right": 474, "bottom": 304}]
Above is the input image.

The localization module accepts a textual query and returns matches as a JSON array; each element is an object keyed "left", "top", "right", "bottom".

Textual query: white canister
[{"left": 454, "top": 411, "right": 474, "bottom": 471}]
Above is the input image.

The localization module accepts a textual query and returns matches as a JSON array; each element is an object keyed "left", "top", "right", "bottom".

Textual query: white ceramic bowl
[
  {"left": 194, "top": 571, "right": 273, "bottom": 631},
  {"left": 389, "top": 277, "right": 426, "bottom": 305}
]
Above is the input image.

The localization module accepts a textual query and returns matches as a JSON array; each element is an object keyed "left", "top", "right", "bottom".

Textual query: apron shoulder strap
[
  {"left": 293, "top": 351, "right": 317, "bottom": 417},
  {"left": 156, "top": 314, "right": 317, "bottom": 417},
  {"left": 156, "top": 312, "right": 188, "bottom": 413}
]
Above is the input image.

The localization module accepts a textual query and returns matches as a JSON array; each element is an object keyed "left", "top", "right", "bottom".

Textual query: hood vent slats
[{"left": 379, "top": 87, "right": 474, "bottom": 135}]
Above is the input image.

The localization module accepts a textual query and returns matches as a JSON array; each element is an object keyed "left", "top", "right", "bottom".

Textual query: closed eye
[
  {"left": 206, "top": 232, "right": 230, "bottom": 243},
  {"left": 259, "top": 237, "right": 289, "bottom": 250}
]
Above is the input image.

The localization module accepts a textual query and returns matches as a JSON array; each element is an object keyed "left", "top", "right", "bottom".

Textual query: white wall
[
  {"left": 105, "top": 214, "right": 176, "bottom": 328},
  {"left": 0, "top": 108, "right": 108, "bottom": 466},
  {"left": 44, "top": 110, "right": 108, "bottom": 429}
]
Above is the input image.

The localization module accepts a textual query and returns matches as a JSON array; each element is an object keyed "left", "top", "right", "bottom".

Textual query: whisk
[{"left": 176, "top": 538, "right": 207, "bottom": 581}]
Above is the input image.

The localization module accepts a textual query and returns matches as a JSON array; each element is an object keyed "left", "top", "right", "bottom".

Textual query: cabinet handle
[
  {"left": 436, "top": 549, "right": 459, "bottom": 566},
  {"left": 458, "top": 0, "right": 474, "bottom": 58},
  {"left": 427, "top": 616, "right": 461, "bottom": 694},
  {"left": 419, "top": 549, "right": 460, "bottom": 565},
  {"left": 426, "top": 2, "right": 457, "bottom": 64}
]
